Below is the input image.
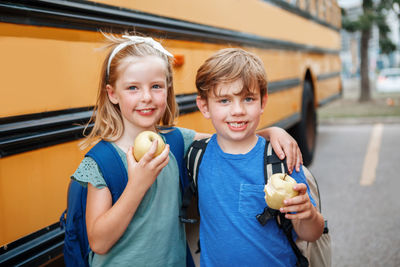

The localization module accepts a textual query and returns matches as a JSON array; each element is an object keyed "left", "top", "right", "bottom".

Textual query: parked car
[{"left": 376, "top": 68, "right": 400, "bottom": 92}]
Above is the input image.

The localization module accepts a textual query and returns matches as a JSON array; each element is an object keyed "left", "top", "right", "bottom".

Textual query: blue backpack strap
[
  {"left": 85, "top": 140, "right": 128, "bottom": 203},
  {"left": 161, "top": 127, "right": 187, "bottom": 190}
]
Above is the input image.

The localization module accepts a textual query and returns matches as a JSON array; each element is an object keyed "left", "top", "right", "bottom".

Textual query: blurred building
[
  {"left": 339, "top": 0, "right": 400, "bottom": 78},
  {"left": 377, "top": 6, "right": 400, "bottom": 69}
]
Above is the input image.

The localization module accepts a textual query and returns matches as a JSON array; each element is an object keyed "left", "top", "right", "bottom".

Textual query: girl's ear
[
  {"left": 196, "top": 96, "right": 211, "bottom": 119},
  {"left": 260, "top": 93, "right": 268, "bottom": 114},
  {"left": 106, "top": 84, "right": 119, "bottom": 104}
]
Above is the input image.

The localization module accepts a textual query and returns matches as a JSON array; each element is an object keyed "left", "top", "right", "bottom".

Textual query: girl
[{"left": 72, "top": 34, "right": 302, "bottom": 266}]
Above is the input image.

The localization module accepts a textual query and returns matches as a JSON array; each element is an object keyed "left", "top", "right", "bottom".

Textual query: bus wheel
[{"left": 289, "top": 80, "right": 316, "bottom": 166}]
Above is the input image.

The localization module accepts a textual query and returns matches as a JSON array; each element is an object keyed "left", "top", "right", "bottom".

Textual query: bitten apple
[
  {"left": 133, "top": 131, "right": 165, "bottom": 161},
  {"left": 264, "top": 173, "right": 298, "bottom": 210}
]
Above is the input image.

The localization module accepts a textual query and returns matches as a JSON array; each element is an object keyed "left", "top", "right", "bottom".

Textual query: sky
[{"left": 337, "top": 0, "right": 362, "bottom": 9}]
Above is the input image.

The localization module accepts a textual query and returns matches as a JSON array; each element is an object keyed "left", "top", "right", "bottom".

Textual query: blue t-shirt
[{"left": 197, "top": 135, "right": 315, "bottom": 267}]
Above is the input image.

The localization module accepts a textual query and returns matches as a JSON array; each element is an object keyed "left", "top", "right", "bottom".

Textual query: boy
[{"left": 194, "top": 48, "right": 324, "bottom": 266}]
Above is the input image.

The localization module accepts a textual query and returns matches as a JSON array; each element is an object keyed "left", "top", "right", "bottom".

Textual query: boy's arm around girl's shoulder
[{"left": 86, "top": 144, "right": 170, "bottom": 254}]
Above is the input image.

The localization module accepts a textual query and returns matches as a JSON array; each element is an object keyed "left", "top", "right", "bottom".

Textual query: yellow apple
[
  {"left": 133, "top": 131, "right": 165, "bottom": 161},
  {"left": 264, "top": 173, "right": 298, "bottom": 210}
]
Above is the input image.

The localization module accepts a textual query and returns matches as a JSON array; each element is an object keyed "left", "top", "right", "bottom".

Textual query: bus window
[{"left": 320, "top": 0, "right": 327, "bottom": 21}]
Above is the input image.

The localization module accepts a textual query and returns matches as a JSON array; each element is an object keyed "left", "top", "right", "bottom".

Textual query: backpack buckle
[
  {"left": 256, "top": 207, "right": 276, "bottom": 226},
  {"left": 323, "top": 220, "right": 329, "bottom": 234},
  {"left": 179, "top": 216, "right": 198, "bottom": 224}
]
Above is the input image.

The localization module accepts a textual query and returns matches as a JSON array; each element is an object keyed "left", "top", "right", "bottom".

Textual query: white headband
[{"left": 106, "top": 35, "right": 173, "bottom": 78}]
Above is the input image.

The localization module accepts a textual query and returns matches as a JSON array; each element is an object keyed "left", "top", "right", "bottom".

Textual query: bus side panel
[
  {"left": 0, "top": 23, "right": 102, "bottom": 117},
  {"left": 163, "top": 40, "right": 224, "bottom": 95},
  {"left": 315, "top": 54, "right": 342, "bottom": 104},
  {"left": 94, "top": 0, "right": 341, "bottom": 50},
  {"left": 316, "top": 77, "right": 342, "bottom": 104},
  {"left": 262, "top": 87, "right": 303, "bottom": 127},
  {"left": 0, "top": 141, "right": 86, "bottom": 246}
]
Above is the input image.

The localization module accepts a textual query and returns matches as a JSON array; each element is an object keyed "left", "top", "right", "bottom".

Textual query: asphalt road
[{"left": 309, "top": 123, "right": 400, "bottom": 267}]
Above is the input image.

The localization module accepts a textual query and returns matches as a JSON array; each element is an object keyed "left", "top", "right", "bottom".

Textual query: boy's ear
[
  {"left": 196, "top": 96, "right": 211, "bottom": 119},
  {"left": 261, "top": 93, "right": 268, "bottom": 113},
  {"left": 106, "top": 84, "right": 119, "bottom": 104}
]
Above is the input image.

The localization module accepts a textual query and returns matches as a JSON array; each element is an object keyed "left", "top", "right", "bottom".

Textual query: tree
[{"left": 342, "top": 0, "right": 400, "bottom": 102}]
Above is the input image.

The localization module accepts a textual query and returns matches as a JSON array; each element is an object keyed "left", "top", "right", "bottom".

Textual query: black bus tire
[{"left": 288, "top": 80, "right": 316, "bottom": 166}]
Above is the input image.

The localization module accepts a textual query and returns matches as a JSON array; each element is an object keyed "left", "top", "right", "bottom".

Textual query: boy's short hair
[{"left": 195, "top": 48, "right": 268, "bottom": 99}]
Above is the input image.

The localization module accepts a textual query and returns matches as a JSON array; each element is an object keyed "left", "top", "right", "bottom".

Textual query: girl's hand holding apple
[
  {"left": 126, "top": 132, "right": 170, "bottom": 192},
  {"left": 133, "top": 131, "right": 166, "bottom": 161}
]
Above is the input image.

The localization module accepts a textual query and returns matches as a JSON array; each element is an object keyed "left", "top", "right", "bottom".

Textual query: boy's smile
[
  {"left": 197, "top": 79, "right": 268, "bottom": 153},
  {"left": 227, "top": 121, "right": 247, "bottom": 131}
]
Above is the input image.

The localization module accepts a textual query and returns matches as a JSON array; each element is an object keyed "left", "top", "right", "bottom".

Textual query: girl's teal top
[{"left": 72, "top": 127, "right": 196, "bottom": 267}]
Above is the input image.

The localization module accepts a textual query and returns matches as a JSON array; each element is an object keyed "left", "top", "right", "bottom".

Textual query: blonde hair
[
  {"left": 196, "top": 48, "right": 267, "bottom": 100},
  {"left": 80, "top": 33, "right": 178, "bottom": 149}
]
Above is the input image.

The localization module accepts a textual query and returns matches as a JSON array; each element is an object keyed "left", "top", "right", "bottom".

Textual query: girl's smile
[{"left": 136, "top": 108, "right": 156, "bottom": 116}]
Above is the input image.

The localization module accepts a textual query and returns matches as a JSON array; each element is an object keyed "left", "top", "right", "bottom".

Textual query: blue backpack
[{"left": 60, "top": 128, "right": 194, "bottom": 267}]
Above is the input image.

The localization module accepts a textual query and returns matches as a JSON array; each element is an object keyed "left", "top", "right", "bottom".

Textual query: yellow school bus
[{"left": 0, "top": 0, "right": 341, "bottom": 265}]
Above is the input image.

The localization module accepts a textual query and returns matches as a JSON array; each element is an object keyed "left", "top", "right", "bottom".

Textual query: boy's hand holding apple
[
  {"left": 264, "top": 173, "right": 299, "bottom": 210},
  {"left": 264, "top": 173, "right": 316, "bottom": 221}
]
